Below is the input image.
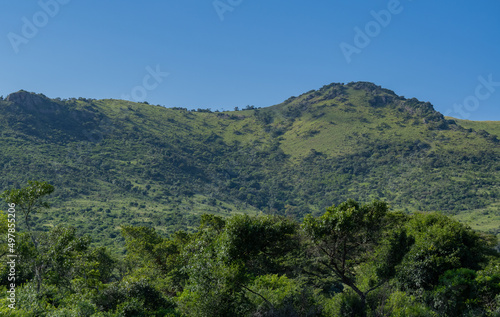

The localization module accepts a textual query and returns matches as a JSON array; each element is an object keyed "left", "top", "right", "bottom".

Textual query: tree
[
  {"left": 0, "top": 211, "right": 9, "bottom": 259},
  {"left": 121, "top": 225, "right": 186, "bottom": 295},
  {"left": 1, "top": 180, "right": 54, "bottom": 248},
  {"left": 1, "top": 180, "right": 54, "bottom": 293},
  {"left": 37, "top": 225, "right": 115, "bottom": 291},
  {"left": 178, "top": 214, "right": 299, "bottom": 316},
  {"left": 302, "top": 199, "right": 391, "bottom": 316},
  {"left": 396, "top": 212, "right": 494, "bottom": 294},
  {"left": 430, "top": 268, "right": 479, "bottom": 316},
  {"left": 475, "top": 258, "right": 500, "bottom": 314}
]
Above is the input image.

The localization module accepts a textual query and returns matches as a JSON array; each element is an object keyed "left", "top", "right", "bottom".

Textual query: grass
[
  {"left": 447, "top": 117, "right": 500, "bottom": 137},
  {"left": 453, "top": 202, "right": 500, "bottom": 242},
  {"left": 1, "top": 85, "right": 499, "bottom": 251}
]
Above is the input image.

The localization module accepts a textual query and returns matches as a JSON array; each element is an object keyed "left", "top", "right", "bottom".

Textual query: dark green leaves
[
  {"left": 397, "top": 213, "right": 492, "bottom": 292},
  {"left": 1, "top": 180, "right": 54, "bottom": 220}
]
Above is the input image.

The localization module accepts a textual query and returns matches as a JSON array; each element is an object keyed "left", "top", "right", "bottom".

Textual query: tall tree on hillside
[
  {"left": 302, "top": 199, "right": 400, "bottom": 316},
  {"left": 1, "top": 180, "right": 54, "bottom": 292}
]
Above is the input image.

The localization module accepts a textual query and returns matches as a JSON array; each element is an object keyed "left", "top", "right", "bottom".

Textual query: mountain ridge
[{"left": 0, "top": 82, "right": 499, "bottom": 251}]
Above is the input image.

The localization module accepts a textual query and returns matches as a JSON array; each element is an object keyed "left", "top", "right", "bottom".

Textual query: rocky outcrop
[{"left": 5, "top": 90, "right": 51, "bottom": 111}]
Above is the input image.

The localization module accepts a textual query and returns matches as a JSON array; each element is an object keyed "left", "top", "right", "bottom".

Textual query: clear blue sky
[{"left": 1, "top": 0, "right": 499, "bottom": 120}]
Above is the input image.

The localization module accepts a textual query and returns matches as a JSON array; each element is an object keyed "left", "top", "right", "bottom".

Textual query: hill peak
[{"left": 5, "top": 90, "right": 51, "bottom": 110}]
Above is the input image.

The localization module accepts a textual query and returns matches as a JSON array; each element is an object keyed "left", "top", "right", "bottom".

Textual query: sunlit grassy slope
[
  {"left": 446, "top": 117, "right": 500, "bottom": 137},
  {"left": 0, "top": 82, "right": 498, "bottom": 252},
  {"left": 443, "top": 117, "right": 500, "bottom": 241}
]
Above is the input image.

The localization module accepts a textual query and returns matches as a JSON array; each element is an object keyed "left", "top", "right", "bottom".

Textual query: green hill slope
[
  {"left": 446, "top": 117, "right": 500, "bottom": 138},
  {"left": 0, "top": 82, "right": 498, "bottom": 251}
]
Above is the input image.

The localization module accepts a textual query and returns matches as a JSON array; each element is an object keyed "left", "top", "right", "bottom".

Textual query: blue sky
[{"left": 1, "top": 0, "right": 499, "bottom": 120}]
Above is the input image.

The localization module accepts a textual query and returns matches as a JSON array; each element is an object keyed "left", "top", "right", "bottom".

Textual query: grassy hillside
[
  {"left": 446, "top": 117, "right": 500, "bottom": 137},
  {"left": 442, "top": 118, "right": 500, "bottom": 236},
  {"left": 0, "top": 83, "right": 498, "bottom": 252}
]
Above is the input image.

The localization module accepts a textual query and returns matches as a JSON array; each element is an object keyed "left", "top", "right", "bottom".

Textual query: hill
[
  {"left": 0, "top": 82, "right": 499, "bottom": 251},
  {"left": 445, "top": 117, "right": 500, "bottom": 139}
]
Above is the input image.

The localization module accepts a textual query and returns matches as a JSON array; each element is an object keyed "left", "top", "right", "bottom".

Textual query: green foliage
[
  {"left": 199, "top": 213, "right": 226, "bottom": 232},
  {"left": 302, "top": 200, "right": 390, "bottom": 311},
  {"left": 1, "top": 181, "right": 57, "bottom": 293},
  {"left": 1, "top": 84, "right": 499, "bottom": 253},
  {"left": 430, "top": 268, "right": 479, "bottom": 316},
  {"left": 37, "top": 226, "right": 92, "bottom": 287},
  {"left": 0, "top": 231, "right": 37, "bottom": 285},
  {"left": 177, "top": 214, "right": 299, "bottom": 316},
  {"left": 177, "top": 261, "right": 250, "bottom": 317},
  {"left": 247, "top": 274, "right": 322, "bottom": 316},
  {"left": 382, "top": 290, "right": 437, "bottom": 317},
  {"left": 218, "top": 214, "right": 298, "bottom": 272},
  {"left": 1, "top": 180, "right": 54, "bottom": 214},
  {"left": 1, "top": 180, "right": 54, "bottom": 238},
  {"left": 375, "top": 228, "right": 414, "bottom": 280},
  {"left": 322, "top": 289, "right": 365, "bottom": 317},
  {"left": 0, "top": 179, "right": 499, "bottom": 316},
  {"left": 472, "top": 258, "right": 500, "bottom": 315},
  {"left": 396, "top": 213, "right": 492, "bottom": 293},
  {"left": 121, "top": 225, "right": 186, "bottom": 296},
  {"left": 93, "top": 279, "right": 175, "bottom": 316}
]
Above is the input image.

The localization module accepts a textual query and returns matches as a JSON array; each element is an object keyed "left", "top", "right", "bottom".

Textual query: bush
[
  {"left": 383, "top": 291, "right": 436, "bottom": 317},
  {"left": 322, "top": 290, "right": 364, "bottom": 317},
  {"left": 247, "top": 274, "right": 322, "bottom": 316}
]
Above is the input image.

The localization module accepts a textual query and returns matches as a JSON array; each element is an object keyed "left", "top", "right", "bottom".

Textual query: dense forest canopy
[
  {"left": 0, "top": 183, "right": 498, "bottom": 316},
  {"left": 0, "top": 82, "right": 499, "bottom": 315}
]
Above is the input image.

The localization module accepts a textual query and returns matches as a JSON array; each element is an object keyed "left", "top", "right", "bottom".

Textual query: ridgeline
[{"left": 0, "top": 82, "right": 499, "bottom": 250}]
